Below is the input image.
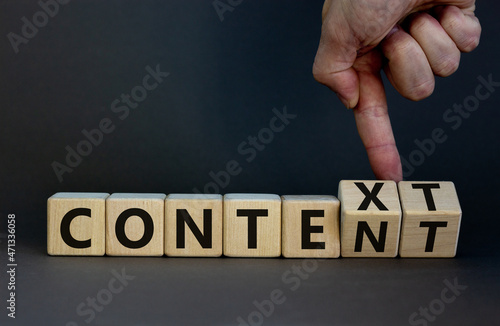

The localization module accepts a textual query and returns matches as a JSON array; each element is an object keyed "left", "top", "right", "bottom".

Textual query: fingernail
[
  {"left": 338, "top": 95, "right": 352, "bottom": 109},
  {"left": 385, "top": 25, "right": 400, "bottom": 39}
]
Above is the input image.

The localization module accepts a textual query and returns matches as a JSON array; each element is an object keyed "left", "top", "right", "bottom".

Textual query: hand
[{"left": 313, "top": 0, "right": 481, "bottom": 181}]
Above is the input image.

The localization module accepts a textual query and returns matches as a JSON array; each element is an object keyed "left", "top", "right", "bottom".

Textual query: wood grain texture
[
  {"left": 223, "top": 194, "right": 281, "bottom": 257},
  {"left": 47, "top": 192, "right": 109, "bottom": 256},
  {"left": 281, "top": 195, "right": 340, "bottom": 258},
  {"left": 398, "top": 181, "right": 462, "bottom": 258},
  {"left": 165, "top": 194, "right": 222, "bottom": 257},
  {"left": 105, "top": 193, "right": 166, "bottom": 256},
  {"left": 339, "top": 180, "right": 402, "bottom": 257}
]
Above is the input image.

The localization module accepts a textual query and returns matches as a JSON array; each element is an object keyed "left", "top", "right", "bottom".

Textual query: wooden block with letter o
[
  {"left": 281, "top": 195, "right": 340, "bottom": 258},
  {"left": 398, "top": 181, "right": 462, "bottom": 257},
  {"left": 339, "top": 180, "right": 402, "bottom": 257},
  {"left": 165, "top": 194, "right": 222, "bottom": 257},
  {"left": 224, "top": 194, "right": 281, "bottom": 257},
  {"left": 47, "top": 192, "right": 109, "bottom": 256},
  {"left": 106, "top": 193, "right": 166, "bottom": 256}
]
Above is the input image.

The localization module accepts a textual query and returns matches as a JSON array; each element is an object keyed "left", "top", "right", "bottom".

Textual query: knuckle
[
  {"left": 409, "top": 13, "right": 431, "bottom": 34},
  {"left": 407, "top": 78, "right": 435, "bottom": 101},
  {"left": 443, "top": 16, "right": 462, "bottom": 34},
  {"left": 387, "top": 37, "right": 417, "bottom": 57},
  {"left": 459, "top": 33, "right": 480, "bottom": 52},
  {"left": 356, "top": 105, "right": 388, "bottom": 119},
  {"left": 434, "top": 53, "right": 461, "bottom": 77}
]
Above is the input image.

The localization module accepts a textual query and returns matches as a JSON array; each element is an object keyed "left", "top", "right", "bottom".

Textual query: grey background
[{"left": 1, "top": 0, "right": 499, "bottom": 325}]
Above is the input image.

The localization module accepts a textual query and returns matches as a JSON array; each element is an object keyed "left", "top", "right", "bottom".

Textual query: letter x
[{"left": 355, "top": 182, "right": 388, "bottom": 211}]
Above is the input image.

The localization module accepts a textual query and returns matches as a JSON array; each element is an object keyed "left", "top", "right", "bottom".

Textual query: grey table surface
[
  {"left": 2, "top": 223, "right": 499, "bottom": 326},
  {"left": 1, "top": 0, "right": 500, "bottom": 325}
]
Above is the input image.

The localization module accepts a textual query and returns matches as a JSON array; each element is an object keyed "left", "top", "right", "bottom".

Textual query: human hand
[{"left": 313, "top": 0, "right": 481, "bottom": 181}]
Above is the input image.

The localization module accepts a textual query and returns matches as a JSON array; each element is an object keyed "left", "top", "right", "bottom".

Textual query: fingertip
[
  {"left": 369, "top": 149, "right": 403, "bottom": 182},
  {"left": 338, "top": 92, "right": 359, "bottom": 109},
  {"left": 437, "top": 5, "right": 481, "bottom": 53}
]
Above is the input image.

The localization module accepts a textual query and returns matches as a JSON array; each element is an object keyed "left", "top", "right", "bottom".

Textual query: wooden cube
[
  {"left": 106, "top": 193, "right": 166, "bottom": 256},
  {"left": 47, "top": 192, "right": 109, "bottom": 256},
  {"left": 223, "top": 194, "right": 281, "bottom": 257},
  {"left": 165, "top": 194, "right": 222, "bottom": 257},
  {"left": 398, "top": 181, "right": 462, "bottom": 257},
  {"left": 339, "top": 180, "right": 402, "bottom": 257},
  {"left": 281, "top": 195, "right": 340, "bottom": 258}
]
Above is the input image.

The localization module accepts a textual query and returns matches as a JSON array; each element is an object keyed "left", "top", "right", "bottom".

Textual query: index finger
[{"left": 352, "top": 51, "right": 403, "bottom": 181}]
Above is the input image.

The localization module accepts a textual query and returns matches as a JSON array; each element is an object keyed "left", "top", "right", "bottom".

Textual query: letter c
[
  {"left": 61, "top": 208, "right": 91, "bottom": 248},
  {"left": 441, "top": 288, "right": 456, "bottom": 304}
]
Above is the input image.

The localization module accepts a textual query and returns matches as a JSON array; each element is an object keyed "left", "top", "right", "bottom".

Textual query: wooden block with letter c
[{"left": 47, "top": 192, "right": 109, "bottom": 256}]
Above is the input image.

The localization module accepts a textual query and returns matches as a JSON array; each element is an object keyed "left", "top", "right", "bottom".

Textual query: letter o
[
  {"left": 76, "top": 140, "right": 93, "bottom": 156},
  {"left": 258, "top": 127, "right": 274, "bottom": 144},
  {"left": 131, "top": 85, "right": 147, "bottom": 102},
  {"left": 464, "top": 95, "right": 480, "bottom": 112},
  {"left": 96, "top": 288, "right": 113, "bottom": 305},
  {"left": 33, "top": 11, "right": 49, "bottom": 27},
  {"left": 409, "top": 149, "right": 425, "bottom": 167},
  {"left": 115, "top": 208, "right": 154, "bottom": 249},
  {"left": 429, "top": 299, "right": 445, "bottom": 315},
  {"left": 247, "top": 311, "right": 264, "bottom": 326}
]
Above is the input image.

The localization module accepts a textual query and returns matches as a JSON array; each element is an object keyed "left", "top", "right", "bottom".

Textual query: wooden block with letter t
[
  {"left": 339, "top": 180, "right": 402, "bottom": 257},
  {"left": 224, "top": 194, "right": 281, "bottom": 257},
  {"left": 47, "top": 192, "right": 109, "bottom": 256},
  {"left": 165, "top": 194, "right": 222, "bottom": 257},
  {"left": 281, "top": 195, "right": 340, "bottom": 258},
  {"left": 106, "top": 193, "right": 166, "bottom": 256},
  {"left": 398, "top": 181, "right": 462, "bottom": 257}
]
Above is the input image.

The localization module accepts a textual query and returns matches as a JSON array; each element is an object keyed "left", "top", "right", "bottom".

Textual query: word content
[{"left": 47, "top": 181, "right": 462, "bottom": 258}]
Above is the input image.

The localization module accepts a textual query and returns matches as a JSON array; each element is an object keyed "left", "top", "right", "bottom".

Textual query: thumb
[
  {"left": 313, "top": 3, "right": 360, "bottom": 108},
  {"left": 313, "top": 61, "right": 360, "bottom": 109}
]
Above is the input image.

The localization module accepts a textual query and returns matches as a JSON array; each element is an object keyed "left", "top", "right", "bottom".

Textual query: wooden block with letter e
[
  {"left": 165, "top": 194, "right": 222, "bottom": 257},
  {"left": 106, "top": 193, "right": 166, "bottom": 256},
  {"left": 281, "top": 195, "right": 340, "bottom": 258},
  {"left": 339, "top": 180, "right": 402, "bottom": 257},
  {"left": 47, "top": 192, "right": 109, "bottom": 256},
  {"left": 224, "top": 194, "right": 281, "bottom": 257},
  {"left": 398, "top": 181, "right": 462, "bottom": 257}
]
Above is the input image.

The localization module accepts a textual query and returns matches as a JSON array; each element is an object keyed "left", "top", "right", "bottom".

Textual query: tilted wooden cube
[
  {"left": 47, "top": 192, "right": 109, "bottom": 256},
  {"left": 223, "top": 194, "right": 281, "bottom": 257},
  {"left": 106, "top": 193, "right": 166, "bottom": 256},
  {"left": 281, "top": 195, "right": 340, "bottom": 258},
  {"left": 398, "top": 181, "right": 462, "bottom": 257},
  {"left": 339, "top": 180, "right": 402, "bottom": 257},
  {"left": 165, "top": 194, "right": 222, "bottom": 257}
]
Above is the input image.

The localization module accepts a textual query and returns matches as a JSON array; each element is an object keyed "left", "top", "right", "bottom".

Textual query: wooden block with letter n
[
  {"left": 47, "top": 192, "right": 109, "bottom": 256},
  {"left": 281, "top": 195, "right": 340, "bottom": 258},
  {"left": 224, "top": 194, "right": 281, "bottom": 257},
  {"left": 165, "top": 194, "right": 222, "bottom": 257},
  {"left": 106, "top": 193, "right": 166, "bottom": 256},
  {"left": 398, "top": 181, "right": 462, "bottom": 257},
  {"left": 339, "top": 180, "right": 402, "bottom": 257}
]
